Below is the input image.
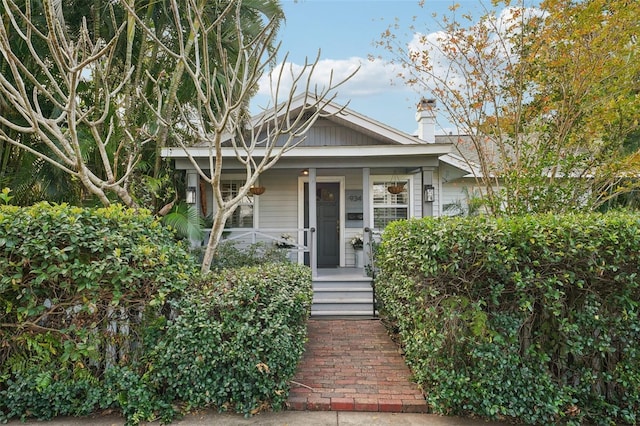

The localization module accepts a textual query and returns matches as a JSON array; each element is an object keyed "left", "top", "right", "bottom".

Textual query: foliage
[
  {"left": 275, "top": 233, "right": 296, "bottom": 248},
  {"left": 379, "top": 0, "right": 640, "bottom": 214},
  {"left": 144, "top": 263, "right": 313, "bottom": 416},
  {"left": 0, "top": 203, "right": 197, "bottom": 423},
  {"left": 350, "top": 233, "right": 364, "bottom": 249},
  {"left": 162, "top": 201, "right": 205, "bottom": 241},
  {"left": 376, "top": 213, "right": 640, "bottom": 425},
  {"left": 0, "top": 187, "right": 13, "bottom": 205},
  {"left": 0, "top": 0, "right": 286, "bottom": 210},
  {"left": 206, "top": 240, "right": 289, "bottom": 271},
  {"left": 0, "top": 205, "right": 312, "bottom": 423}
]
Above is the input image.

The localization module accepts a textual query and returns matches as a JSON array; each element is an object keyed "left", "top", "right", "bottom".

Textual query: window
[
  {"left": 372, "top": 178, "right": 410, "bottom": 229},
  {"left": 221, "top": 180, "right": 254, "bottom": 228}
]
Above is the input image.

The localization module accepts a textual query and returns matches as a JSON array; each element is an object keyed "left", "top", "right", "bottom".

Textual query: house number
[{"left": 348, "top": 195, "right": 362, "bottom": 202}]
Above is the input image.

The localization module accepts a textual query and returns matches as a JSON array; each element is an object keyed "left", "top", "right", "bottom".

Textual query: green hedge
[
  {"left": 0, "top": 203, "right": 313, "bottom": 424},
  {"left": 376, "top": 212, "right": 640, "bottom": 425},
  {"left": 0, "top": 202, "right": 197, "bottom": 422},
  {"left": 145, "top": 263, "right": 313, "bottom": 416}
]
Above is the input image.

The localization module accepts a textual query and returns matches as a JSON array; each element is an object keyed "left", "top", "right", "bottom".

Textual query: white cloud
[{"left": 256, "top": 56, "right": 409, "bottom": 104}]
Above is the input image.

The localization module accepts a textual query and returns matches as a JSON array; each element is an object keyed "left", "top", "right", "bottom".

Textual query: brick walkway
[{"left": 287, "top": 319, "right": 428, "bottom": 413}]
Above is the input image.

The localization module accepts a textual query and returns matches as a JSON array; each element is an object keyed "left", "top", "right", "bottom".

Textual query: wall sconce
[
  {"left": 186, "top": 186, "right": 197, "bottom": 204},
  {"left": 300, "top": 169, "right": 309, "bottom": 176},
  {"left": 424, "top": 184, "right": 435, "bottom": 203}
]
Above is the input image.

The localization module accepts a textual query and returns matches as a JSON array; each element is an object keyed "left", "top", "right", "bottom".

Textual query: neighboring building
[{"left": 162, "top": 94, "right": 474, "bottom": 316}]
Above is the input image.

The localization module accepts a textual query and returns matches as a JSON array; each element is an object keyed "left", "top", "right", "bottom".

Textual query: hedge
[
  {"left": 0, "top": 203, "right": 313, "bottom": 424},
  {"left": 376, "top": 212, "right": 640, "bottom": 425},
  {"left": 144, "top": 263, "right": 313, "bottom": 416}
]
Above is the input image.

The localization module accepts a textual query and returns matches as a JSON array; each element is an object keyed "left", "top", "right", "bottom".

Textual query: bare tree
[
  {"left": 1, "top": 0, "right": 354, "bottom": 272},
  {"left": 129, "top": 0, "right": 354, "bottom": 272},
  {"left": 0, "top": 0, "right": 143, "bottom": 207}
]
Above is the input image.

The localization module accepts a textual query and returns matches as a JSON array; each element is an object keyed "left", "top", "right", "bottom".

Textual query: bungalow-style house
[{"left": 162, "top": 94, "right": 473, "bottom": 316}]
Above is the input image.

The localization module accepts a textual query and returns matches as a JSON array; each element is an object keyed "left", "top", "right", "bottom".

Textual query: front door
[{"left": 304, "top": 182, "right": 340, "bottom": 268}]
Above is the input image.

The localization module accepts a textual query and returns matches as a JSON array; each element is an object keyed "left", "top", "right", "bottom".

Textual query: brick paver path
[{"left": 287, "top": 319, "right": 428, "bottom": 413}]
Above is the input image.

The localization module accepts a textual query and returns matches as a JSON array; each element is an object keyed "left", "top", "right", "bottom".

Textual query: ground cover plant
[
  {"left": 0, "top": 203, "right": 313, "bottom": 424},
  {"left": 376, "top": 212, "right": 640, "bottom": 425}
]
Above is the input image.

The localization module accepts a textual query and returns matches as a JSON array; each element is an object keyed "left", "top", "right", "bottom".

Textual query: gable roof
[{"left": 161, "top": 93, "right": 476, "bottom": 167}]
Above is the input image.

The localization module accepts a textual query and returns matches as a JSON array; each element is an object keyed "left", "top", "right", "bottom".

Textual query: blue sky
[{"left": 251, "top": 0, "right": 492, "bottom": 135}]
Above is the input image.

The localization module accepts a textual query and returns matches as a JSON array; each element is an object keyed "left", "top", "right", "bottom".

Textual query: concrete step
[
  {"left": 313, "top": 281, "right": 372, "bottom": 290},
  {"left": 313, "top": 288, "right": 372, "bottom": 298},
  {"left": 311, "top": 275, "right": 375, "bottom": 317},
  {"left": 311, "top": 310, "right": 376, "bottom": 318}
]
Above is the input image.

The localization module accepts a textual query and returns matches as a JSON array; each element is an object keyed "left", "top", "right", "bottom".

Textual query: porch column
[
  {"left": 422, "top": 167, "right": 434, "bottom": 217},
  {"left": 186, "top": 171, "right": 200, "bottom": 247},
  {"left": 362, "top": 167, "right": 371, "bottom": 275},
  {"left": 309, "top": 168, "right": 318, "bottom": 278}
]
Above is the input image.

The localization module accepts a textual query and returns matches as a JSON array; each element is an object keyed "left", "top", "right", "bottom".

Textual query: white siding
[
  {"left": 258, "top": 170, "right": 299, "bottom": 229},
  {"left": 442, "top": 178, "right": 479, "bottom": 216}
]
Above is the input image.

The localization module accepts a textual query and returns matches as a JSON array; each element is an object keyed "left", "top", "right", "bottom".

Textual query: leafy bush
[
  {"left": 376, "top": 212, "right": 640, "bottom": 425},
  {"left": 0, "top": 203, "right": 313, "bottom": 424},
  {"left": 0, "top": 202, "right": 197, "bottom": 423},
  {"left": 207, "top": 240, "right": 288, "bottom": 270},
  {"left": 145, "top": 263, "right": 313, "bottom": 416}
]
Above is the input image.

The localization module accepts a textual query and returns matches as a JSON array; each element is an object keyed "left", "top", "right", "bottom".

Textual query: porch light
[
  {"left": 300, "top": 169, "right": 309, "bottom": 176},
  {"left": 424, "top": 184, "right": 435, "bottom": 202},
  {"left": 186, "top": 186, "right": 197, "bottom": 204},
  {"left": 249, "top": 185, "right": 266, "bottom": 196}
]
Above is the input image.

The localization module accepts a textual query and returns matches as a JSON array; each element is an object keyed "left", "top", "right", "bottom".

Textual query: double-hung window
[
  {"left": 372, "top": 177, "right": 411, "bottom": 229},
  {"left": 221, "top": 180, "right": 254, "bottom": 228}
]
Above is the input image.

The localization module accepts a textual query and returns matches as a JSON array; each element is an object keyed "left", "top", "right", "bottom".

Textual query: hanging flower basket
[
  {"left": 387, "top": 184, "right": 405, "bottom": 194},
  {"left": 249, "top": 186, "right": 266, "bottom": 196}
]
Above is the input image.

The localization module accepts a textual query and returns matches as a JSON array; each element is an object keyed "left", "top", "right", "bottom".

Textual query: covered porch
[{"left": 218, "top": 227, "right": 376, "bottom": 316}]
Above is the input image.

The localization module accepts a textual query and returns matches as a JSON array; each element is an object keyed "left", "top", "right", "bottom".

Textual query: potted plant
[
  {"left": 350, "top": 233, "right": 364, "bottom": 267},
  {"left": 350, "top": 234, "right": 364, "bottom": 250}
]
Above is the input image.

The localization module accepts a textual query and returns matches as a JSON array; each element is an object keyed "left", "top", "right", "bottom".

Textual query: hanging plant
[
  {"left": 387, "top": 183, "right": 405, "bottom": 194},
  {"left": 249, "top": 185, "right": 266, "bottom": 195}
]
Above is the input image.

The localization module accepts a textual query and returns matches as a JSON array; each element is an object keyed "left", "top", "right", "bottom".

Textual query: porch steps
[{"left": 311, "top": 276, "right": 376, "bottom": 317}]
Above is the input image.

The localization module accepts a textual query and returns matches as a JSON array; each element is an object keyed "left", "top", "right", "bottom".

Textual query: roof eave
[{"left": 162, "top": 143, "right": 452, "bottom": 159}]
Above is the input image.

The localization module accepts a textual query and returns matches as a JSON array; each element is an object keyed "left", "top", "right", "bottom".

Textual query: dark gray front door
[{"left": 304, "top": 182, "right": 340, "bottom": 268}]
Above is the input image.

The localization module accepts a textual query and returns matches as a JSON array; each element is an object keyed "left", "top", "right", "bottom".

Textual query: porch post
[
  {"left": 362, "top": 168, "right": 371, "bottom": 275},
  {"left": 309, "top": 168, "right": 318, "bottom": 278},
  {"left": 186, "top": 171, "right": 200, "bottom": 247},
  {"left": 422, "top": 167, "right": 434, "bottom": 217}
]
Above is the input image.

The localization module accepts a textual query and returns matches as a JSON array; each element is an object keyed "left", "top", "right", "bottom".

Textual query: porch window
[
  {"left": 221, "top": 180, "right": 254, "bottom": 228},
  {"left": 372, "top": 178, "right": 409, "bottom": 229}
]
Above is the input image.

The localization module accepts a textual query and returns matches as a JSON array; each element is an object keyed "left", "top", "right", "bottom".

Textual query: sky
[{"left": 250, "top": 0, "right": 493, "bottom": 136}]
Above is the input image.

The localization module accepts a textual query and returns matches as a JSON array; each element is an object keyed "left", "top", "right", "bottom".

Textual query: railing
[
  {"left": 209, "top": 227, "right": 313, "bottom": 263},
  {"left": 364, "top": 227, "right": 382, "bottom": 317}
]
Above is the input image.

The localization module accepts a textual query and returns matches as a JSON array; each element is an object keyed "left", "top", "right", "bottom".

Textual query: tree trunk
[{"left": 200, "top": 212, "right": 227, "bottom": 274}]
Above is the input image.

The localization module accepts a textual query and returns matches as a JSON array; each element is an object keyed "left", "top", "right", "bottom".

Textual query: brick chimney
[{"left": 416, "top": 98, "right": 436, "bottom": 144}]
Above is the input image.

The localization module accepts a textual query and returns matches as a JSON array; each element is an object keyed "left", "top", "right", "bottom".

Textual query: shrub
[
  {"left": 0, "top": 202, "right": 197, "bottom": 423},
  {"left": 0, "top": 203, "right": 313, "bottom": 423},
  {"left": 145, "top": 263, "right": 313, "bottom": 416},
  {"left": 207, "top": 240, "right": 288, "bottom": 270},
  {"left": 376, "top": 212, "right": 640, "bottom": 425}
]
